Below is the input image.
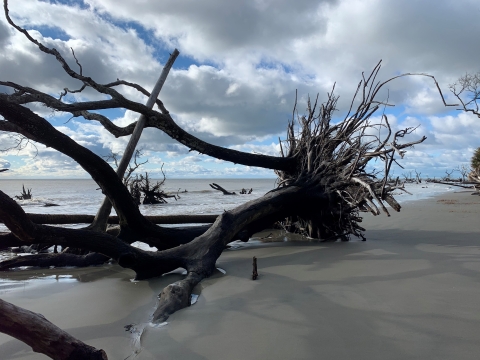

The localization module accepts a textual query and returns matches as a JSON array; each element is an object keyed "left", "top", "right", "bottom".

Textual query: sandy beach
[{"left": 1, "top": 190, "right": 480, "bottom": 359}]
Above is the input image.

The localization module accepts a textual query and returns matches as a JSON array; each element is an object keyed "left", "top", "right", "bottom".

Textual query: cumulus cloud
[
  {"left": 0, "top": 158, "right": 10, "bottom": 169},
  {"left": 230, "top": 143, "right": 281, "bottom": 157},
  {"left": 1, "top": 0, "right": 480, "bottom": 178},
  {"left": 10, "top": 148, "right": 88, "bottom": 178}
]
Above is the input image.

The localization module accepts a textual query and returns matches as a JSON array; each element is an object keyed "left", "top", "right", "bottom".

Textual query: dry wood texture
[{"left": 0, "top": 299, "right": 107, "bottom": 360}]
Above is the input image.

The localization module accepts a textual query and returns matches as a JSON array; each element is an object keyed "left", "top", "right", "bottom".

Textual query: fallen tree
[
  {"left": 0, "top": 0, "right": 450, "bottom": 357},
  {"left": 23, "top": 213, "right": 219, "bottom": 225},
  {"left": 130, "top": 172, "right": 178, "bottom": 204},
  {"left": 0, "top": 299, "right": 107, "bottom": 360}
]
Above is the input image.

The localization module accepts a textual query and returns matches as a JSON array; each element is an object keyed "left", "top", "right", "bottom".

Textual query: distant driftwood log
[{"left": 209, "top": 183, "right": 237, "bottom": 195}]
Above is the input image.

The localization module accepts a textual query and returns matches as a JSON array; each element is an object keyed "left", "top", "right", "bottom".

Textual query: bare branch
[{"left": 104, "top": 79, "right": 170, "bottom": 114}]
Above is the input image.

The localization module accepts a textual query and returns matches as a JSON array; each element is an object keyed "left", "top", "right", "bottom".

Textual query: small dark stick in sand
[{"left": 252, "top": 256, "right": 258, "bottom": 280}]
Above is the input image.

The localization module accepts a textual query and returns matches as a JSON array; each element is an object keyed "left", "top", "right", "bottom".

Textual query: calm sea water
[{"left": 0, "top": 178, "right": 456, "bottom": 233}]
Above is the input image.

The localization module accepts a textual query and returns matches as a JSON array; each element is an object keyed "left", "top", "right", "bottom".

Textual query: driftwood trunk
[
  {"left": 23, "top": 213, "right": 218, "bottom": 225},
  {"left": 0, "top": 299, "right": 107, "bottom": 360}
]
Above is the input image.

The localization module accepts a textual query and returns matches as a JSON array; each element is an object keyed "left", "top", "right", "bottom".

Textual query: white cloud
[
  {"left": 2, "top": 0, "right": 480, "bottom": 178},
  {"left": 225, "top": 83, "right": 240, "bottom": 96},
  {"left": 230, "top": 143, "right": 280, "bottom": 157},
  {"left": 0, "top": 158, "right": 10, "bottom": 169}
]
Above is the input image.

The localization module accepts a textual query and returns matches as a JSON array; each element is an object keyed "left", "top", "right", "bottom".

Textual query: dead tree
[
  {"left": 449, "top": 71, "right": 480, "bottom": 117},
  {"left": 444, "top": 169, "right": 454, "bottom": 181},
  {"left": 455, "top": 164, "right": 470, "bottom": 182},
  {"left": 239, "top": 188, "right": 253, "bottom": 194},
  {"left": 402, "top": 171, "right": 414, "bottom": 183},
  {"left": 129, "top": 171, "right": 177, "bottom": 204},
  {"left": 108, "top": 149, "right": 144, "bottom": 205},
  {"left": 0, "top": 0, "right": 452, "bottom": 354},
  {"left": 129, "top": 180, "right": 141, "bottom": 205},
  {"left": 209, "top": 183, "right": 237, "bottom": 195},
  {"left": 14, "top": 184, "right": 32, "bottom": 200},
  {"left": 414, "top": 169, "right": 422, "bottom": 183}
]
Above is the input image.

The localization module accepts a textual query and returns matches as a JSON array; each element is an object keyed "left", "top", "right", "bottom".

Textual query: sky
[{"left": 1, "top": 0, "right": 480, "bottom": 179}]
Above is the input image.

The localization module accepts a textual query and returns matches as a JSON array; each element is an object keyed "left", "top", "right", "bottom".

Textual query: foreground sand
[{"left": 1, "top": 190, "right": 480, "bottom": 359}]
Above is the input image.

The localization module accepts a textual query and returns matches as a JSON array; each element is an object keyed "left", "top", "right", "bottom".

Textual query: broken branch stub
[
  {"left": 209, "top": 183, "right": 237, "bottom": 195},
  {"left": 252, "top": 256, "right": 258, "bottom": 280}
]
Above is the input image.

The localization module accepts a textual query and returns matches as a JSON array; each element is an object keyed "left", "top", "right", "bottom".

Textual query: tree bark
[
  {"left": 0, "top": 232, "right": 23, "bottom": 250},
  {"left": 0, "top": 299, "right": 108, "bottom": 360},
  {"left": 149, "top": 184, "right": 331, "bottom": 321}
]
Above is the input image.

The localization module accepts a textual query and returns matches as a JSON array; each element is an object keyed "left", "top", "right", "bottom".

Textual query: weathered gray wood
[
  {"left": 21, "top": 213, "right": 219, "bottom": 225},
  {"left": 209, "top": 183, "right": 237, "bottom": 195},
  {"left": 252, "top": 256, "right": 258, "bottom": 280},
  {"left": 0, "top": 299, "right": 107, "bottom": 360}
]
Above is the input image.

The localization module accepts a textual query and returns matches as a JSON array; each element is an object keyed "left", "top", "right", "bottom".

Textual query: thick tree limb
[
  {"left": 0, "top": 99, "right": 209, "bottom": 248},
  {"left": 150, "top": 184, "right": 333, "bottom": 321},
  {"left": 22, "top": 213, "right": 219, "bottom": 225},
  {"left": 0, "top": 89, "right": 296, "bottom": 171},
  {"left": 0, "top": 232, "right": 23, "bottom": 250},
  {"left": 0, "top": 299, "right": 107, "bottom": 360},
  {"left": 0, "top": 174, "right": 335, "bottom": 291},
  {"left": 0, "top": 189, "right": 184, "bottom": 276},
  {"left": 0, "top": 101, "right": 143, "bottom": 226},
  {"left": 209, "top": 183, "right": 237, "bottom": 195},
  {"left": 153, "top": 272, "right": 202, "bottom": 322},
  {"left": 0, "top": 86, "right": 123, "bottom": 111}
]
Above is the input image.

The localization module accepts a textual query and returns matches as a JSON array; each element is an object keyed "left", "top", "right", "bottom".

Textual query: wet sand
[{"left": 1, "top": 190, "right": 480, "bottom": 359}]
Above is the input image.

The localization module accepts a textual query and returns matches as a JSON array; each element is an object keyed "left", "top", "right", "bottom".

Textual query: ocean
[{"left": 0, "top": 178, "right": 457, "bottom": 234}]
